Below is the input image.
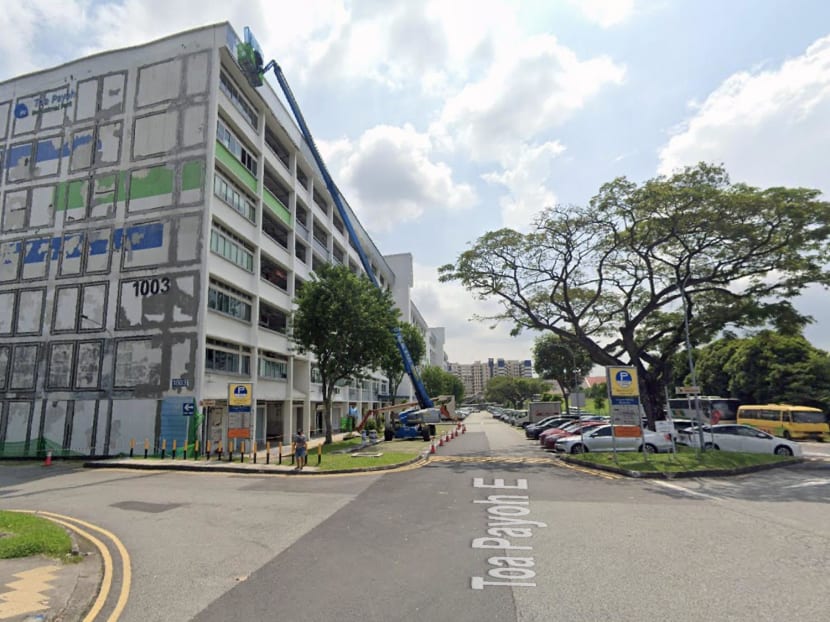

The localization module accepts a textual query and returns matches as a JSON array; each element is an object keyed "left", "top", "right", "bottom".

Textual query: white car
[
  {"left": 677, "top": 424, "right": 803, "bottom": 457},
  {"left": 554, "top": 424, "right": 674, "bottom": 454}
]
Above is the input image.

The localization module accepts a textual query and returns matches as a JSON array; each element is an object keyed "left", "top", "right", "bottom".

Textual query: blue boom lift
[{"left": 236, "top": 28, "right": 434, "bottom": 411}]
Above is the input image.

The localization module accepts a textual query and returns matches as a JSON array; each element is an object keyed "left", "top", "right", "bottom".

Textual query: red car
[{"left": 540, "top": 421, "right": 605, "bottom": 450}]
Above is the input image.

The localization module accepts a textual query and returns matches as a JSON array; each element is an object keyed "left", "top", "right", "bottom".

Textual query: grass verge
[
  {"left": 313, "top": 436, "right": 428, "bottom": 471},
  {"left": 0, "top": 511, "right": 76, "bottom": 561},
  {"left": 571, "top": 447, "right": 793, "bottom": 473}
]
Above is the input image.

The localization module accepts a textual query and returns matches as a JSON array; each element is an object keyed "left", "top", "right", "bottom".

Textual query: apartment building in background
[
  {"left": 0, "top": 23, "right": 443, "bottom": 457},
  {"left": 448, "top": 358, "right": 533, "bottom": 400}
]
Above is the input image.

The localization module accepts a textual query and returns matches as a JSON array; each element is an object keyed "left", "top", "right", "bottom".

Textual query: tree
[
  {"left": 292, "top": 263, "right": 400, "bottom": 443},
  {"left": 421, "top": 365, "right": 465, "bottom": 404},
  {"left": 532, "top": 334, "right": 594, "bottom": 412},
  {"left": 439, "top": 164, "right": 830, "bottom": 425},
  {"left": 379, "top": 322, "right": 426, "bottom": 403},
  {"left": 484, "top": 376, "right": 547, "bottom": 408},
  {"left": 722, "top": 331, "right": 830, "bottom": 410}
]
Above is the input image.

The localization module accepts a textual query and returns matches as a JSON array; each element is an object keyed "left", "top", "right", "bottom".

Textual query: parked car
[
  {"left": 525, "top": 416, "right": 577, "bottom": 439},
  {"left": 554, "top": 425, "right": 674, "bottom": 454},
  {"left": 677, "top": 424, "right": 803, "bottom": 457},
  {"left": 540, "top": 421, "right": 606, "bottom": 449}
]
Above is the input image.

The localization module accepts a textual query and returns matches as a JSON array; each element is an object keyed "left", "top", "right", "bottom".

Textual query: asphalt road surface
[{"left": 2, "top": 412, "right": 828, "bottom": 622}]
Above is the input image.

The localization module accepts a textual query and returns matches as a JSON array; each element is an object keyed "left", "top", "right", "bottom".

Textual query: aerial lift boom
[{"left": 237, "top": 28, "right": 433, "bottom": 409}]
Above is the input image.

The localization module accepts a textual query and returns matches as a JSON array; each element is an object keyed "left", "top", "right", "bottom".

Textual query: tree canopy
[
  {"left": 292, "top": 263, "right": 400, "bottom": 443},
  {"left": 484, "top": 376, "right": 548, "bottom": 408},
  {"left": 694, "top": 331, "right": 830, "bottom": 411},
  {"left": 532, "top": 334, "right": 594, "bottom": 411},
  {"left": 380, "top": 322, "right": 426, "bottom": 403},
  {"left": 439, "top": 164, "right": 830, "bottom": 424},
  {"left": 421, "top": 365, "right": 465, "bottom": 404}
]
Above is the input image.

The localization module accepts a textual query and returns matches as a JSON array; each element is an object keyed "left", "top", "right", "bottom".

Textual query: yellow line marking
[
  {"left": 35, "top": 511, "right": 131, "bottom": 622},
  {"left": 12, "top": 510, "right": 131, "bottom": 622}
]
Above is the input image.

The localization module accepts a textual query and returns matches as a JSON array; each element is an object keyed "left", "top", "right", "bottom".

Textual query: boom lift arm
[{"left": 237, "top": 29, "right": 433, "bottom": 409}]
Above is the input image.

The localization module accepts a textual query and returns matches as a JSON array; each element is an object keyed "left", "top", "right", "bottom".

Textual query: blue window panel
[
  {"left": 6, "top": 143, "right": 31, "bottom": 170},
  {"left": 24, "top": 238, "right": 51, "bottom": 263},
  {"left": 35, "top": 137, "right": 63, "bottom": 162}
]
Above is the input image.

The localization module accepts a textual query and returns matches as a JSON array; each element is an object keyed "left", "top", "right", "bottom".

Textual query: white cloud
[
  {"left": 434, "top": 34, "right": 625, "bottom": 163},
  {"left": 569, "top": 0, "right": 636, "bottom": 28},
  {"left": 320, "top": 125, "right": 477, "bottom": 232},
  {"left": 411, "top": 262, "right": 536, "bottom": 362},
  {"left": 658, "top": 34, "right": 830, "bottom": 194},
  {"left": 482, "top": 141, "right": 566, "bottom": 231}
]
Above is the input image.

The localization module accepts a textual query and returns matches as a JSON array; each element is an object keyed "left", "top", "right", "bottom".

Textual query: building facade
[
  {"left": 448, "top": 358, "right": 534, "bottom": 400},
  {"left": 0, "top": 23, "right": 433, "bottom": 457}
]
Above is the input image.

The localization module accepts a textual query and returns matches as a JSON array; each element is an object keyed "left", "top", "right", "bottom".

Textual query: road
[{"left": 1, "top": 412, "right": 829, "bottom": 621}]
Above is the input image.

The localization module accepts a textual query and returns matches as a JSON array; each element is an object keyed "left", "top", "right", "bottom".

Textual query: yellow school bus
[{"left": 737, "top": 404, "right": 829, "bottom": 441}]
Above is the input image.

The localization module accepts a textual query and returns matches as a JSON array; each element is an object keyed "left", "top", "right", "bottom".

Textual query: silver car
[
  {"left": 677, "top": 424, "right": 803, "bottom": 457},
  {"left": 554, "top": 424, "right": 674, "bottom": 454}
]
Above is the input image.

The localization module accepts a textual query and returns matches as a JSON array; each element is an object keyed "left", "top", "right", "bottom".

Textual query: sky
[{"left": 2, "top": 0, "right": 829, "bottom": 364}]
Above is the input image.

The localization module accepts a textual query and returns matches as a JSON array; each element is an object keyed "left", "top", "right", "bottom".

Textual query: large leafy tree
[
  {"left": 721, "top": 332, "right": 830, "bottom": 410},
  {"left": 292, "top": 263, "right": 400, "bottom": 443},
  {"left": 532, "top": 334, "right": 594, "bottom": 412},
  {"left": 421, "top": 365, "right": 465, "bottom": 404},
  {"left": 439, "top": 164, "right": 830, "bottom": 425},
  {"left": 484, "top": 376, "right": 548, "bottom": 408},
  {"left": 380, "top": 322, "right": 426, "bottom": 403}
]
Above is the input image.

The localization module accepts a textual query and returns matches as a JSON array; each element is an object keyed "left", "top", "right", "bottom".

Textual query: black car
[{"left": 525, "top": 416, "right": 577, "bottom": 439}]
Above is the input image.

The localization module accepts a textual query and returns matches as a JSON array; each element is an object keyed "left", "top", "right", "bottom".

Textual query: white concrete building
[{"left": 0, "top": 23, "right": 438, "bottom": 457}]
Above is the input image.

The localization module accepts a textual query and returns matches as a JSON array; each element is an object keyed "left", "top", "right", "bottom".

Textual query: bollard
[
  {"left": 194, "top": 439, "right": 200, "bottom": 460},
  {"left": 144, "top": 438, "right": 149, "bottom": 458},
  {"left": 291, "top": 442, "right": 296, "bottom": 466},
  {"left": 278, "top": 443, "right": 283, "bottom": 465},
  {"left": 229, "top": 439, "right": 235, "bottom": 462},
  {"left": 172, "top": 439, "right": 177, "bottom": 460},
  {"left": 266, "top": 441, "right": 271, "bottom": 464},
  {"left": 129, "top": 438, "right": 135, "bottom": 458},
  {"left": 161, "top": 439, "right": 167, "bottom": 459},
  {"left": 240, "top": 441, "right": 246, "bottom": 463},
  {"left": 206, "top": 440, "right": 212, "bottom": 461},
  {"left": 217, "top": 441, "right": 223, "bottom": 461},
  {"left": 317, "top": 443, "right": 322, "bottom": 465},
  {"left": 253, "top": 441, "right": 257, "bottom": 464}
]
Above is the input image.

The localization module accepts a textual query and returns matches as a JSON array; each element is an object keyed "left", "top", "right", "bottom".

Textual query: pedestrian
[{"left": 293, "top": 429, "right": 308, "bottom": 471}]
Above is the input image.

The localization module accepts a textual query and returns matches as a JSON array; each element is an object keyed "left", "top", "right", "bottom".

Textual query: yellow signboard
[
  {"left": 607, "top": 367, "right": 640, "bottom": 398},
  {"left": 228, "top": 383, "right": 253, "bottom": 406}
]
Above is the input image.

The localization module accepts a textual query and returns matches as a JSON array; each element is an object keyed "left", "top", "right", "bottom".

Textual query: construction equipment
[{"left": 236, "top": 28, "right": 434, "bottom": 410}]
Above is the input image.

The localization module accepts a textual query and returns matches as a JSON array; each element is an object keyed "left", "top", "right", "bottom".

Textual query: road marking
[
  {"left": 430, "top": 456, "right": 559, "bottom": 465},
  {"left": 649, "top": 480, "right": 715, "bottom": 500},
  {"left": 784, "top": 479, "right": 830, "bottom": 489},
  {"left": 12, "top": 510, "right": 131, "bottom": 622},
  {"left": 553, "top": 460, "right": 621, "bottom": 480}
]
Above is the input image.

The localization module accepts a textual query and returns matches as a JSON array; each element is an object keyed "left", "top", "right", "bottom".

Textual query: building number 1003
[{"left": 132, "top": 277, "right": 171, "bottom": 297}]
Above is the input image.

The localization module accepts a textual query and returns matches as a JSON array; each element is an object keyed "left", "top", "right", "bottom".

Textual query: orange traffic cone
[
  {"left": 430, "top": 442, "right": 435, "bottom": 454},
  {"left": 438, "top": 436, "right": 444, "bottom": 447},
  {"left": 462, "top": 424, "right": 466, "bottom": 434},
  {"left": 44, "top": 451, "right": 52, "bottom": 466}
]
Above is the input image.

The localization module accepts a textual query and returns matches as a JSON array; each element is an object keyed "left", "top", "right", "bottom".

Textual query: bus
[
  {"left": 737, "top": 404, "right": 829, "bottom": 441},
  {"left": 668, "top": 396, "right": 740, "bottom": 425}
]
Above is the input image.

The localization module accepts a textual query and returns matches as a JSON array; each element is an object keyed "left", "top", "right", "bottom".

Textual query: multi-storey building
[
  {"left": 448, "top": 358, "right": 534, "bottom": 400},
  {"left": 0, "top": 23, "right": 436, "bottom": 457}
]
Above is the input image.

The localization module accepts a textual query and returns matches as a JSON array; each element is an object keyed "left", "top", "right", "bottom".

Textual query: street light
[{"left": 551, "top": 342, "right": 584, "bottom": 449}]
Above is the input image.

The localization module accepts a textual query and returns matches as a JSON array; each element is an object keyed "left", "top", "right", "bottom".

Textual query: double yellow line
[{"left": 12, "top": 510, "right": 131, "bottom": 621}]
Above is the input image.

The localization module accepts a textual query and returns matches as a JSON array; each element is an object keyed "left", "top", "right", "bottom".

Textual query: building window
[
  {"left": 219, "top": 71, "right": 258, "bottom": 129},
  {"left": 216, "top": 119, "right": 257, "bottom": 176},
  {"left": 210, "top": 222, "right": 254, "bottom": 272},
  {"left": 259, "top": 301, "right": 288, "bottom": 333},
  {"left": 262, "top": 210, "right": 289, "bottom": 248},
  {"left": 213, "top": 172, "right": 256, "bottom": 222},
  {"left": 205, "top": 337, "right": 251, "bottom": 375},
  {"left": 259, "top": 351, "right": 288, "bottom": 379},
  {"left": 260, "top": 254, "right": 288, "bottom": 290},
  {"left": 208, "top": 278, "right": 252, "bottom": 322}
]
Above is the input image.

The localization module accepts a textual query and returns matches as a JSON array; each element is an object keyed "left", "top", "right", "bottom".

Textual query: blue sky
[{"left": 3, "top": 0, "right": 829, "bottom": 363}]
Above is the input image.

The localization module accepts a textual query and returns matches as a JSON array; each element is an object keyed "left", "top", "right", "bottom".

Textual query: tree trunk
[
  {"left": 639, "top": 370, "right": 663, "bottom": 430},
  {"left": 323, "top": 391, "right": 334, "bottom": 445}
]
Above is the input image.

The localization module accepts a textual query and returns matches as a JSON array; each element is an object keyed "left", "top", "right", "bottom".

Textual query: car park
[
  {"left": 676, "top": 424, "right": 803, "bottom": 457},
  {"left": 540, "top": 421, "right": 606, "bottom": 450},
  {"left": 554, "top": 424, "right": 674, "bottom": 454},
  {"left": 525, "top": 416, "right": 577, "bottom": 439}
]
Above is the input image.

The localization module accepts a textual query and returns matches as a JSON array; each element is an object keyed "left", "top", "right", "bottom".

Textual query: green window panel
[
  {"left": 215, "top": 141, "right": 257, "bottom": 193},
  {"left": 263, "top": 188, "right": 291, "bottom": 226},
  {"left": 67, "top": 180, "right": 88, "bottom": 211}
]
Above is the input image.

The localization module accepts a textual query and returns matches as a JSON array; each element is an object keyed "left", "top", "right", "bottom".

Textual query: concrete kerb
[{"left": 559, "top": 455, "right": 805, "bottom": 479}]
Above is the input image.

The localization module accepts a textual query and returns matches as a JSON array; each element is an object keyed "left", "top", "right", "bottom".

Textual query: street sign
[
  {"left": 201, "top": 399, "right": 216, "bottom": 407},
  {"left": 676, "top": 386, "right": 701, "bottom": 394},
  {"left": 171, "top": 378, "right": 189, "bottom": 388},
  {"left": 182, "top": 402, "right": 195, "bottom": 416},
  {"left": 610, "top": 405, "right": 640, "bottom": 426},
  {"left": 228, "top": 383, "right": 253, "bottom": 406}
]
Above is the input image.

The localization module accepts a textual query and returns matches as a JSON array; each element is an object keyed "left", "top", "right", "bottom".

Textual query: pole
[{"left": 678, "top": 276, "right": 705, "bottom": 452}]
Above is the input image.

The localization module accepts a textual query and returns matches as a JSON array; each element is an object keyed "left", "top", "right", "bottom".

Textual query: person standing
[{"left": 293, "top": 429, "right": 308, "bottom": 471}]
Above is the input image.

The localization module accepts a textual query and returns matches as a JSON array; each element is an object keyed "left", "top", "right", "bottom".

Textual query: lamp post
[
  {"left": 552, "top": 342, "right": 583, "bottom": 450},
  {"left": 677, "top": 277, "right": 706, "bottom": 452}
]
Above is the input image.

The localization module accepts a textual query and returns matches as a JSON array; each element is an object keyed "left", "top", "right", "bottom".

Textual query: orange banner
[
  {"left": 228, "top": 428, "right": 250, "bottom": 439},
  {"left": 614, "top": 426, "right": 642, "bottom": 438}
]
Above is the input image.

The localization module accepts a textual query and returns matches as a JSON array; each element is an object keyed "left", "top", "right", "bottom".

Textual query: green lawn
[
  {"left": 313, "top": 436, "right": 429, "bottom": 471},
  {"left": 571, "top": 447, "right": 794, "bottom": 473},
  {"left": 0, "top": 511, "right": 76, "bottom": 561}
]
